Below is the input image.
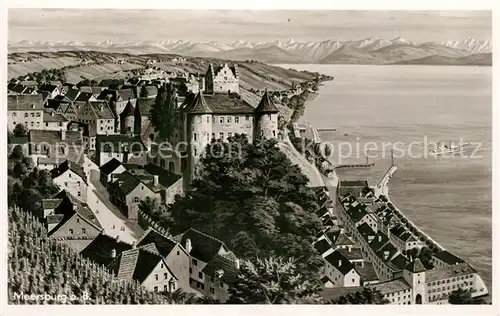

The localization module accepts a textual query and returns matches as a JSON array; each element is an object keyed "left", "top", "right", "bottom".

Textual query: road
[{"left": 83, "top": 156, "right": 143, "bottom": 244}]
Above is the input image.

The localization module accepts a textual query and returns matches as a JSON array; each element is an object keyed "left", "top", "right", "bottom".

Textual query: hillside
[
  {"left": 392, "top": 53, "right": 492, "bottom": 66},
  {"left": 8, "top": 51, "right": 319, "bottom": 92}
]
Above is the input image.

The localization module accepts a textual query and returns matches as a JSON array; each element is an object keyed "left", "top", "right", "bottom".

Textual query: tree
[
  {"left": 139, "top": 85, "right": 149, "bottom": 98},
  {"left": 178, "top": 82, "right": 188, "bottom": 96},
  {"left": 141, "top": 135, "right": 323, "bottom": 280},
  {"left": 149, "top": 83, "right": 177, "bottom": 141},
  {"left": 13, "top": 124, "right": 28, "bottom": 137},
  {"left": 227, "top": 256, "right": 322, "bottom": 304},
  {"left": 328, "top": 288, "right": 388, "bottom": 304},
  {"left": 448, "top": 288, "right": 486, "bottom": 304}
]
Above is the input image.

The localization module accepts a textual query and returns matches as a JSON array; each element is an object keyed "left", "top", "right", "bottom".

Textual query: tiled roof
[
  {"left": 90, "top": 101, "right": 115, "bottom": 119},
  {"left": 79, "top": 86, "right": 104, "bottom": 95},
  {"left": 116, "top": 89, "right": 136, "bottom": 101},
  {"left": 334, "top": 233, "right": 355, "bottom": 246},
  {"left": 109, "top": 171, "right": 141, "bottom": 196},
  {"left": 185, "top": 91, "right": 212, "bottom": 114},
  {"left": 389, "top": 254, "right": 408, "bottom": 271},
  {"left": 41, "top": 198, "right": 63, "bottom": 210},
  {"left": 346, "top": 204, "right": 369, "bottom": 223},
  {"left": 67, "top": 121, "right": 90, "bottom": 137},
  {"left": 376, "top": 242, "right": 398, "bottom": 263},
  {"left": 324, "top": 251, "right": 355, "bottom": 275},
  {"left": 50, "top": 160, "right": 87, "bottom": 184},
  {"left": 425, "top": 262, "right": 476, "bottom": 282},
  {"left": 96, "top": 134, "right": 146, "bottom": 153},
  {"left": 255, "top": 90, "right": 279, "bottom": 113},
  {"left": 100, "top": 158, "right": 123, "bottom": 175},
  {"left": 8, "top": 94, "right": 44, "bottom": 111},
  {"left": 75, "top": 92, "right": 95, "bottom": 102},
  {"left": 433, "top": 250, "right": 465, "bottom": 265},
  {"left": 29, "top": 130, "right": 83, "bottom": 146},
  {"left": 109, "top": 248, "right": 165, "bottom": 283},
  {"left": 142, "top": 163, "right": 182, "bottom": 190},
  {"left": 405, "top": 258, "right": 426, "bottom": 273},
  {"left": 369, "top": 232, "right": 390, "bottom": 253},
  {"left": 63, "top": 89, "right": 81, "bottom": 102},
  {"left": 202, "top": 254, "right": 239, "bottom": 285},
  {"left": 136, "top": 228, "right": 178, "bottom": 257},
  {"left": 43, "top": 109, "right": 69, "bottom": 123},
  {"left": 38, "top": 84, "right": 58, "bottom": 93},
  {"left": 357, "top": 223, "right": 375, "bottom": 240},
  {"left": 314, "top": 238, "right": 332, "bottom": 256},
  {"left": 183, "top": 92, "right": 255, "bottom": 114},
  {"left": 120, "top": 100, "right": 135, "bottom": 118},
  {"left": 320, "top": 286, "right": 364, "bottom": 301},
  {"left": 178, "top": 228, "right": 227, "bottom": 263},
  {"left": 338, "top": 248, "right": 363, "bottom": 261},
  {"left": 368, "top": 277, "right": 411, "bottom": 295},
  {"left": 354, "top": 262, "right": 379, "bottom": 282},
  {"left": 80, "top": 232, "right": 133, "bottom": 266}
]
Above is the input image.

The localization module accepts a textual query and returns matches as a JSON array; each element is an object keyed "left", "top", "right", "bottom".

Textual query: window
[
  {"left": 134, "top": 197, "right": 139, "bottom": 203},
  {"left": 245, "top": 115, "right": 249, "bottom": 121},
  {"left": 199, "top": 272, "right": 203, "bottom": 279},
  {"left": 206, "top": 117, "right": 210, "bottom": 123},
  {"left": 212, "top": 133, "right": 215, "bottom": 139},
  {"left": 12, "top": 113, "right": 16, "bottom": 117},
  {"left": 77, "top": 191, "right": 81, "bottom": 197},
  {"left": 30, "top": 122, "right": 34, "bottom": 127},
  {"left": 154, "top": 286, "right": 158, "bottom": 292},
  {"left": 227, "top": 117, "right": 231, "bottom": 123},
  {"left": 193, "top": 259, "right": 197, "bottom": 266},
  {"left": 64, "top": 182, "right": 68, "bottom": 187},
  {"left": 197, "top": 116, "right": 201, "bottom": 123},
  {"left": 82, "top": 228, "right": 86, "bottom": 234},
  {"left": 164, "top": 273, "right": 168, "bottom": 280},
  {"left": 194, "top": 148, "right": 197, "bottom": 156},
  {"left": 235, "top": 117, "right": 239, "bottom": 123},
  {"left": 36, "top": 113, "right": 40, "bottom": 117},
  {"left": 155, "top": 274, "right": 158, "bottom": 281},
  {"left": 189, "top": 267, "right": 192, "bottom": 274},
  {"left": 161, "top": 263, "right": 164, "bottom": 268},
  {"left": 76, "top": 218, "right": 80, "bottom": 223},
  {"left": 210, "top": 288, "right": 215, "bottom": 294},
  {"left": 164, "top": 285, "right": 168, "bottom": 292},
  {"left": 77, "top": 181, "right": 81, "bottom": 186},
  {"left": 212, "top": 117, "right": 215, "bottom": 123},
  {"left": 177, "top": 250, "right": 180, "bottom": 255},
  {"left": 219, "top": 132, "right": 224, "bottom": 139},
  {"left": 24, "top": 113, "right": 28, "bottom": 117},
  {"left": 193, "top": 133, "right": 197, "bottom": 141},
  {"left": 201, "top": 284, "right": 205, "bottom": 290},
  {"left": 220, "top": 117, "right": 224, "bottom": 123},
  {"left": 69, "top": 229, "right": 73, "bottom": 235}
]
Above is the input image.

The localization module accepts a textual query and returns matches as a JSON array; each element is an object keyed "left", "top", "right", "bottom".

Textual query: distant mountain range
[{"left": 8, "top": 37, "right": 492, "bottom": 65}]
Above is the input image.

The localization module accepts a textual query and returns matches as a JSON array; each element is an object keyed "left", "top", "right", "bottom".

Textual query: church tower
[
  {"left": 254, "top": 89, "right": 279, "bottom": 140},
  {"left": 403, "top": 258, "right": 427, "bottom": 304}
]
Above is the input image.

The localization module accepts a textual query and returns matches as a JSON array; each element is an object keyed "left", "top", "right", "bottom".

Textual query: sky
[{"left": 8, "top": 9, "right": 492, "bottom": 43}]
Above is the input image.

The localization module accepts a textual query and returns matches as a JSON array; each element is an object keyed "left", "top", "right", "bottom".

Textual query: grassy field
[{"left": 64, "top": 62, "right": 143, "bottom": 83}]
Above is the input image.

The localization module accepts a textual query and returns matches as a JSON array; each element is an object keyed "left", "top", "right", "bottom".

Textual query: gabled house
[
  {"left": 43, "top": 109, "right": 69, "bottom": 131},
  {"left": 45, "top": 190, "right": 102, "bottom": 252},
  {"left": 175, "top": 228, "right": 239, "bottom": 301},
  {"left": 108, "top": 248, "right": 179, "bottom": 293},
  {"left": 29, "top": 129, "right": 85, "bottom": 165},
  {"left": 323, "top": 250, "right": 361, "bottom": 288},
  {"left": 8, "top": 94, "right": 44, "bottom": 131},
  {"left": 95, "top": 134, "right": 148, "bottom": 166},
  {"left": 50, "top": 160, "right": 88, "bottom": 202},
  {"left": 135, "top": 228, "right": 192, "bottom": 293},
  {"left": 99, "top": 158, "right": 127, "bottom": 185},
  {"left": 38, "top": 84, "right": 61, "bottom": 99}
]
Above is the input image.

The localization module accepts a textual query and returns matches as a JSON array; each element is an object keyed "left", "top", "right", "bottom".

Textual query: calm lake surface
[{"left": 278, "top": 64, "right": 492, "bottom": 293}]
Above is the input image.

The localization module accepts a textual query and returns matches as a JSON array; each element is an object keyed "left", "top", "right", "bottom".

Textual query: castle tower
[
  {"left": 183, "top": 90, "right": 213, "bottom": 189},
  {"left": 403, "top": 258, "right": 427, "bottom": 304},
  {"left": 120, "top": 99, "right": 135, "bottom": 136},
  {"left": 254, "top": 89, "right": 279, "bottom": 140},
  {"left": 204, "top": 63, "right": 239, "bottom": 94}
]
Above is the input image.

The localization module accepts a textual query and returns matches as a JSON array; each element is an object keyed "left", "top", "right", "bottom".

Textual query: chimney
[
  {"left": 153, "top": 175, "right": 159, "bottom": 186},
  {"left": 235, "top": 258, "right": 240, "bottom": 269},
  {"left": 384, "top": 251, "right": 389, "bottom": 259},
  {"left": 50, "top": 112, "right": 55, "bottom": 116},
  {"left": 111, "top": 248, "right": 117, "bottom": 258},
  {"left": 185, "top": 238, "right": 192, "bottom": 253},
  {"left": 338, "top": 260, "right": 342, "bottom": 267},
  {"left": 378, "top": 235, "right": 382, "bottom": 243},
  {"left": 61, "top": 130, "right": 66, "bottom": 141},
  {"left": 368, "top": 235, "right": 374, "bottom": 243}
]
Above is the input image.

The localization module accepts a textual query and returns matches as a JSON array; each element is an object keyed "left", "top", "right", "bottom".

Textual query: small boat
[{"left": 429, "top": 141, "right": 469, "bottom": 156}]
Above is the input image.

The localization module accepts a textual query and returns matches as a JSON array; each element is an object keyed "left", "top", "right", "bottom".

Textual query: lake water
[{"left": 277, "top": 64, "right": 492, "bottom": 294}]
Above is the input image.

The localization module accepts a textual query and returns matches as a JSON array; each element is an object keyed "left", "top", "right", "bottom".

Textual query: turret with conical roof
[
  {"left": 403, "top": 257, "right": 427, "bottom": 304},
  {"left": 185, "top": 91, "right": 212, "bottom": 114},
  {"left": 254, "top": 89, "right": 279, "bottom": 140},
  {"left": 120, "top": 99, "right": 135, "bottom": 135}
]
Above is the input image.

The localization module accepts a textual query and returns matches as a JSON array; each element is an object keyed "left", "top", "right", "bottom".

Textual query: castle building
[{"left": 149, "top": 63, "right": 280, "bottom": 190}]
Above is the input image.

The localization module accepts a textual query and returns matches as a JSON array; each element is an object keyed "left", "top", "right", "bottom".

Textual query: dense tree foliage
[
  {"left": 13, "top": 124, "right": 28, "bottom": 137},
  {"left": 448, "top": 288, "right": 486, "bottom": 304},
  {"left": 328, "top": 288, "right": 388, "bottom": 304},
  {"left": 149, "top": 83, "right": 177, "bottom": 141},
  {"left": 139, "top": 85, "right": 149, "bottom": 98},
  {"left": 228, "top": 256, "right": 322, "bottom": 304},
  {"left": 8, "top": 147, "right": 59, "bottom": 217},
  {"left": 76, "top": 78, "right": 99, "bottom": 88},
  {"left": 140, "top": 135, "right": 325, "bottom": 283}
]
